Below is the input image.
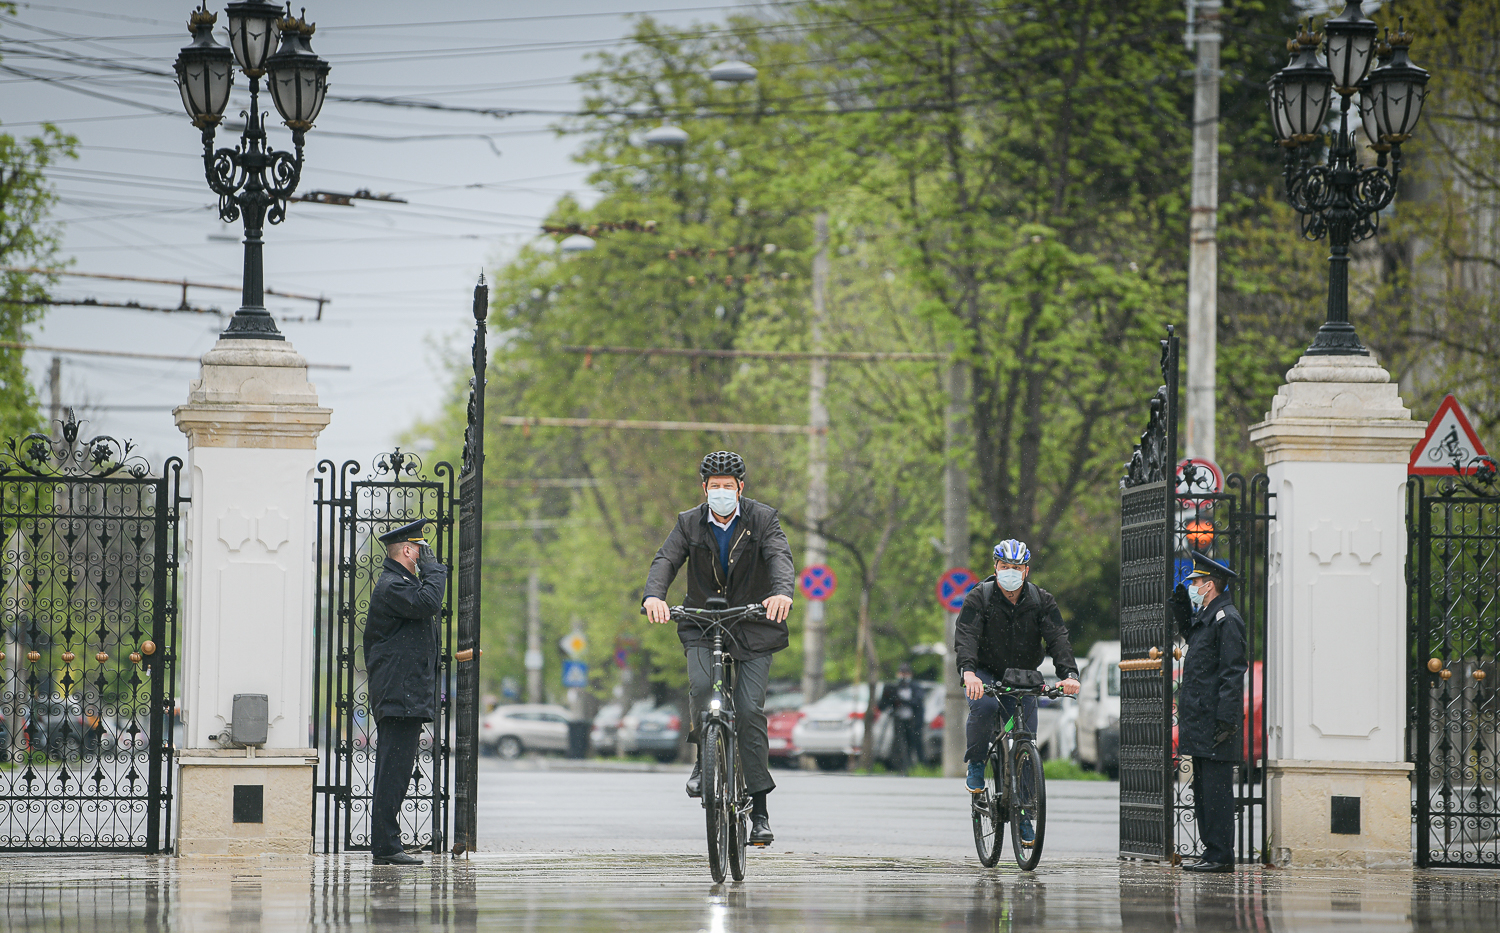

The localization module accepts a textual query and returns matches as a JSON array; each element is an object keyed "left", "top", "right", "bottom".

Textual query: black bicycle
[
  {"left": 665, "top": 599, "right": 767, "bottom": 883},
  {"left": 971, "top": 672, "right": 1064, "bottom": 871}
]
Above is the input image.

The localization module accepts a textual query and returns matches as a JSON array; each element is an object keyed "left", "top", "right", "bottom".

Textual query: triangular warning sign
[{"left": 1410, "top": 395, "right": 1489, "bottom": 475}]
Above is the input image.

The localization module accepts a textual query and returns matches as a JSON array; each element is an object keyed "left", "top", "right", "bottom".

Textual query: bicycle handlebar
[
  {"left": 981, "top": 683, "right": 1067, "bottom": 701},
  {"left": 639, "top": 603, "right": 768, "bottom": 621}
]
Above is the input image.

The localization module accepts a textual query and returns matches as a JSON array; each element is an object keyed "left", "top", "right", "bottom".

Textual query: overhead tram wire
[{"left": 0, "top": 341, "right": 349, "bottom": 370}]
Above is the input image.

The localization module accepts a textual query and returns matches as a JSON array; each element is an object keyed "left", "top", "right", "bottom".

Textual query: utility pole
[
  {"left": 1185, "top": 0, "right": 1221, "bottom": 463},
  {"left": 941, "top": 356, "right": 969, "bottom": 779},
  {"left": 801, "top": 212, "right": 830, "bottom": 705},
  {"left": 48, "top": 356, "right": 61, "bottom": 432},
  {"left": 526, "top": 505, "right": 544, "bottom": 704}
]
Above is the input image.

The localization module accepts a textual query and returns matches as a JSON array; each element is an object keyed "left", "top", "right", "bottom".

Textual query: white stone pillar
[
  {"left": 1249, "top": 354, "right": 1425, "bottom": 868},
  {"left": 172, "top": 339, "right": 331, "bottom": 855}
]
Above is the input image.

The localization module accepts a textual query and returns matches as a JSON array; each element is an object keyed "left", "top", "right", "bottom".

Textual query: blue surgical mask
[
  {"left": 1188, "top": 582, "right": 1206, "bottom": 608},
  {"left": 706, "top": 488, "right": 738, "bottom": 517},
  {"left": 996, "top": 568, "right": 1025, "bottom": 591}
]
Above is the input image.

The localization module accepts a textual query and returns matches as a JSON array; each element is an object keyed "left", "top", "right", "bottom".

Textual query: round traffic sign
[
  {"left": 1176, "top": 457, "right": 1223, "bottom": 507},
  {"left": 799, "top": 564, "right": 837, "bottom": 601},
  {"left": 936, "top": 567, "right": 978, "bottom": 612}
]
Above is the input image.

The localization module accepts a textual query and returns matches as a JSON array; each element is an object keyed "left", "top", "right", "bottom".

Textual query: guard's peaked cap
[
  {"left": 377, "top": 518, "right": 431, "bottom": 546},
  {"left": 1186, "top": 549, "right": 1239, "bottom": 581}
]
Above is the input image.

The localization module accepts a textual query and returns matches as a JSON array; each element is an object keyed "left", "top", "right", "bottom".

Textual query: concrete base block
[
  {"left": 1267, "top": 758, "right": 1413, "bottom": 869},
  {"left": 176, "top": 748, "right": 317, "bottom": 857}
]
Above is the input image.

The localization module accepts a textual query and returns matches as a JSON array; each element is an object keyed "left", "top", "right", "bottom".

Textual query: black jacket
[
  {"left": 878, "top": 678, "right": 926, "bottom": 724},
  {"left": 363, "top": 556, "right": 448, "bottom": 722},
  {"left": 953, "top": 578, "right": 1080, "bottom": 682},
  {"left": 643, "top": 498, "right": 795, "bottom": 660},
  {"left": 1176, "top": 591, "right": 1247, "bottom": 761}
]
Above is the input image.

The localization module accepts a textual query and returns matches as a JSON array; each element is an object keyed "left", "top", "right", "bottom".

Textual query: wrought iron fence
[
  {"left": 312, "top": 449, "right": 455, "bottom": 854},
  {"left": 1408, "top": 458, "right": 1500, "bottom": 868},
  {"left": 0, "top": 415, "right": 181, "bottom": 851}
]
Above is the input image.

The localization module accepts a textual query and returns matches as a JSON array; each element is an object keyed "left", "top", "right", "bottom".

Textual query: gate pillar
[
  {"left": 1250, "top": 354, "right": 1424, "bottom": 868},
  {"left": 172, "top": 339, "right": 331, "bottom": 855}
]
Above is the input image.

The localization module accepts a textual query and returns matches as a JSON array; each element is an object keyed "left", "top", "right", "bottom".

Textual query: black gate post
[{"left": 452, "top": 275, "right": 488, "bottom": 855}]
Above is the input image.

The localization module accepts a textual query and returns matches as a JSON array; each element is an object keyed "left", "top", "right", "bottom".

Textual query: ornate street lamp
[
  {"left": 1269, "top": 2, "right": 1429, "bottom": 356},
  {"left": 174, "top": 2, "right": 330, "bottom": 340}
]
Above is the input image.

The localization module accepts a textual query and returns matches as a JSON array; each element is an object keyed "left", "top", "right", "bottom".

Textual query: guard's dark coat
[
  {"left": 363, "top": 556, "right": 448, "bottom": 722},
  {"left": 643, "top": 498, "right": 795, "bottom": 660},
  {"left": 953, "top": 579, "right": 1080, "bottom": 681},
  {"left": 1177, "top": 591, "right": 1247, "bottom": 761}
]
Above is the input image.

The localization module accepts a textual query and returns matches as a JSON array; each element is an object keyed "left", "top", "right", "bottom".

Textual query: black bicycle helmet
[{"left": 700, "top": 450, "right": 747, "bottom": 480}]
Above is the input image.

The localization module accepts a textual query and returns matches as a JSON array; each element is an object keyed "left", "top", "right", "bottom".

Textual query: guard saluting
[
  {"left": 1172, "top": 550, "right": 1248, "bottom": 874},
  {"left": 364, "top": 518, "right": 448, "bottom": 866}
]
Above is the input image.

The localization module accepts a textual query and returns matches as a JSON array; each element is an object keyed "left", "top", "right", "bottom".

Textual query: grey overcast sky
[{"left": 3, "top": 0, "right": 753, "bottom": 470}]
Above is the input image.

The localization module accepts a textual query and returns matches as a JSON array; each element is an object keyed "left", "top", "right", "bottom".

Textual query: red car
[{"left": 764, "top": 692, "right": 804, "bottom": 766}]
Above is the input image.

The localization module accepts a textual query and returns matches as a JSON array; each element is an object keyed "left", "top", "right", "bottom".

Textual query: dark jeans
[
  {"left": 963, "top": 668, "right": 1038, "bottom": 763},
  {"left": 1192, "top": 757, "right": 1236, "bottom": 864},
  {"left": 891, "top": 719, "right": 922, "bottom": 773},
  {"left": 371, "top": 716, "right": 424, "bottom": 858},
  {"left": 687, "top": 648, "right": 774, "bottom": 797}
]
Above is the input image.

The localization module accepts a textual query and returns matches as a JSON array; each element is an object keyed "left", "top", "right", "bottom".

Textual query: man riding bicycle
[
  {"left": 643, "top": 450, "right": 794, "bottom": 846},
  {"left": 954, "top": 539, "right": 1081, "bottom": 841}
]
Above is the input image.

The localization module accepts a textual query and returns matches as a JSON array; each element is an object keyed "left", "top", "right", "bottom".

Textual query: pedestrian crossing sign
[{"left": 1410, "top": 395, "right": 1489, "bottom": 476}]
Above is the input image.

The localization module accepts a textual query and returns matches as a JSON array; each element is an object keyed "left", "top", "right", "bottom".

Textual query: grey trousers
[{"left": 686, "top": 648, "right": 776, "bottom": 797}]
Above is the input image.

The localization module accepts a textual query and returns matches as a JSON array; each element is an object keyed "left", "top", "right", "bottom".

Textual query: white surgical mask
[
  {"left": 996, "top": 568, "right": 1025, "bottom": 591},
  {"left": 706, "top": 488, "right": 738, "bottom": 517},
  {"left": 1188, "top": 582, "right": 1206, "bottom": 608}
]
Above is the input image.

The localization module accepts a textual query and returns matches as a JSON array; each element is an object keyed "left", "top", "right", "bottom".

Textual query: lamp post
[
  {"left": 1269, "top": 1, "right": 1429, "bottom": 356},
  {"left": 174, "top": 1, "right": 330, "bottom": 341}
]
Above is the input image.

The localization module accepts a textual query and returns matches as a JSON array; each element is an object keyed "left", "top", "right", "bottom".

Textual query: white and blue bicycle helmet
[{"left": 993, "top": 538, "right": 1031, "bottom": 565}]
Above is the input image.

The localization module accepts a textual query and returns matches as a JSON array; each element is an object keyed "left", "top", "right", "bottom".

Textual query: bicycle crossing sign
[
  {"left": 936, "top": 567, "right": 978, "bottom": 612},
  {"left": 799, "top": 564, "right": 837, "bottom": 601},
  {"left": 1410, "top": 395, "right": 1489, "bottom": 476}
]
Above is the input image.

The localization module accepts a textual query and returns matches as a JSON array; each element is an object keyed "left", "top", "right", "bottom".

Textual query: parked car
[
  {"left": 589, "top": 701, "right": 623, "bottom": 756},
  {"left": 480, "top": 703, "right": 573, "bottom": 759},
  {"left": 22, "top": 696, "right": 110, "bottom": 759},
  {"left": 1075, "top": 640, "right": 1121, "bottom": 777},
  {"left": 618, "top": 702, "right": 681, "bottom": 762},
  {"left": 791, "top": 683, "right": 871, "bottom": 770},
  {"left": 764, "top": 691, "right": 804, "bottom": 766}
]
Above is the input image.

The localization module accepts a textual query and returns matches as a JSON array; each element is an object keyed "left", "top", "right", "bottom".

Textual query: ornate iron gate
[
  {"left": 1408, "top": 460, "right": 1500, "bottom": 868},
  {"left": 451, "top": 276, "right": 487, "bottom": 855},
  {"left": 312, "top": 450, "right": 455, "bottom": 854},
  {"left": 0, "top": 415, "right": 181, "bottom": 851},
  {"left": 1118, "top": 327, "right": 1271, "bottom": 864}
]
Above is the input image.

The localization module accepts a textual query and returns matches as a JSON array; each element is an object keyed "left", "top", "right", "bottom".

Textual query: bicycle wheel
[
  {"left": 1009, "top": 739, "right": 1047, "bottom": 871},
  {"left": 972, "top": 750, "right": 1005, "bottom": 867},
  {"left": 727, "top": 753, "right": 748, "bottom": 882},
  {"left": 702, "top": 723, "right": 731, "bottom": 883}
]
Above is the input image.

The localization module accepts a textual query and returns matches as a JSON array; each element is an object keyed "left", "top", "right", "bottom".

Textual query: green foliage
[
  {"left": 0, "top": 124, "right": 76, "bottom": 439},
  {"left": 1044, "top": 756, "right": 1109, "bottom": 781}
]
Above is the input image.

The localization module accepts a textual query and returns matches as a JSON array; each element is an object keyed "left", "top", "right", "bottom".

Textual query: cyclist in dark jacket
[
  {"left": 954, "top": 540, "right": 1081, "bottom": 809},
  {"left": 1172, "top": 550, "right": 1247, "bottom": 873},
  {"left": 643, "top": 451, "right": 794, "bottom": 846},
  {"left": 363, "top": 518, "right": 447, "bottom": 866}
]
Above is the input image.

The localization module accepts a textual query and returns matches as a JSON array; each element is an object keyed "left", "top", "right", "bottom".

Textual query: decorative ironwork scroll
[{"left": 0, "top": 417, "right": 181, "bottom": 852}]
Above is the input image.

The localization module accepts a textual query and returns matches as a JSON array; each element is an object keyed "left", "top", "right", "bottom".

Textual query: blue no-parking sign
[
  {"left": 935, "top": 567, "right": 978, "bottom": 612},
  {"left": 799, "top": 564, "right": 837, "bottom": 601}
]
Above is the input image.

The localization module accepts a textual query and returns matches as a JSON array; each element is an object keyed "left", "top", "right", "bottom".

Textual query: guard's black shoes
[
  {"left": 373, "top": 852, "right": 423, "bottom": 866},
  {"left": 686, "top": 760, "right": 702, "bottom": 798},
  {"left": 1184, "top": 859, "right": 1233, "bottom": 873},
  {"left": 749, "top": 813, "right": 774, "bottom": 847}
]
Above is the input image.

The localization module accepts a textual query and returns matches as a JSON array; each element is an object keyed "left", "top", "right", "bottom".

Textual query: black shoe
[
  {"left": 686, "top": 760, "right": 702, "bottom": 798},
  {"left": 749, "top": 813, "right": 774, "bottom": 847},
  {"left": 373, "top": 852, "right": 423, "bottom": 866},
  {"left": 1184, "top": 859, "right": 1233, "bottom": 873}
]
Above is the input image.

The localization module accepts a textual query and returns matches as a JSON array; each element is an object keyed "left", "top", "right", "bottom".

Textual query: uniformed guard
[
  {"left": 1172, "top": 549, "right": 1248, "bottom": 873},
  {"left": 364, "top": 518, "right": 448, "bottom": 866}
]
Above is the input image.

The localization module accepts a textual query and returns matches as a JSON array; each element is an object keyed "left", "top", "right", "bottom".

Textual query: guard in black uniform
[
  {"left": 364, "top": 518, "right": 447, "bottom": 866},
  {"left": 1172, "top": 550, "right": 1248, "bottom": 874}
]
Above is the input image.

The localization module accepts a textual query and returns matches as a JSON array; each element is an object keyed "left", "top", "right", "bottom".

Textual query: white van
[{"left": 1074, "top": 640, "right": 1121, "bottom": 776}]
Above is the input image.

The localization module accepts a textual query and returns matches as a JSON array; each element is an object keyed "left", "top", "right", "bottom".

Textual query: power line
[
  {"left": 0, "top": 341, "right": 351, "bottom": 371},
  {"left": 556, "top": 345, "right": 945, "bottom": 362},
  {"left": 497, "top": 415, "right": 819, "bottom": 435},
  {"left": 1, "top": 266, "right": 329, "bottom": 306}
]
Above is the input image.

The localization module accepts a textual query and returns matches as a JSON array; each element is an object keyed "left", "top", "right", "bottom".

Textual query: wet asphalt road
[{"left": 0, "top": 760, "right": 1496, "bottom": 931}]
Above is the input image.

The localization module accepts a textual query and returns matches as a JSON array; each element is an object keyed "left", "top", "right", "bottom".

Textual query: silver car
[{"left": 480, "top": 703, "right": 574, "bottom": 759}]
